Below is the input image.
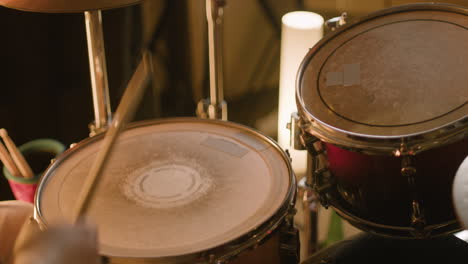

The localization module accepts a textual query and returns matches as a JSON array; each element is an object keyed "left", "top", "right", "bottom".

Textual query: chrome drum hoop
[
  {"left": 298, "top": 108, "right": 468, "bottom": 156},
  {"left": 34, "top": 118, "right": 298, "bottom": 264}
]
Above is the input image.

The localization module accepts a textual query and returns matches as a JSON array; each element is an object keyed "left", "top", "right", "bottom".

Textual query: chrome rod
[
  {"left": 205, "top": 0, "right": 227, "bottom": 120},
  {"left": 85, "top": 10, "right": 112, "bottom": 134}
]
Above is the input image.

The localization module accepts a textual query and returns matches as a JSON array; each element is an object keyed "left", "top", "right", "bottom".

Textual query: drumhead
[
  {"left": 36, "top": 119, "right": 292, "bottom": 258},
  {"left": 297, "top": 4, "right": 468, "bottom": 139}
]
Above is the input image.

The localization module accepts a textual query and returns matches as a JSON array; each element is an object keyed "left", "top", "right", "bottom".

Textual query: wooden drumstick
[
  {"left": 0, "top": 140, "right": 22, "bottom": 178},
  {"left": 0, "top": 129, "right": 34, "bottom": 179},
  {"left": 71, "top": 51, "right": 152, "bottom": 224}
]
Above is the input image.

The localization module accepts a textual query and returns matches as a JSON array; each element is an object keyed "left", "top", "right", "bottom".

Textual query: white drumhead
[
  {"left": 36, "top": 119, "right": 292, "bottom": 258},
  {"left": 298, "top": 6, "right": 468, "bottom": 137},
  {"left": 453, "top": 156, "right": 468, "bottom": 228}
]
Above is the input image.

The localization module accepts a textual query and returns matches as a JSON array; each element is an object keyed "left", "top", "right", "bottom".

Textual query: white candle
[{"left": 278, "top": 11, "right": 324, "bottom": 178}]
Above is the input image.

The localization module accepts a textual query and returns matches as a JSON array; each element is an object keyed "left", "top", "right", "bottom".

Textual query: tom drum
[{"left": 296, "top": 3, "right": 468, "bottom": 238}]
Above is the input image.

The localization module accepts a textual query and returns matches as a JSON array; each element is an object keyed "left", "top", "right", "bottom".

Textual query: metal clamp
[
  {"left": 287, "top": 112, "right": 306, "bottom": 150},
  {"left": 196, "top": 98, "right": 228, "bottom": 120},
  {"left": 84, "top": 10, "right": 112, "bottom": 135},
  {"left": 325, "top": 12, "right": 348, "bottom": 31}
]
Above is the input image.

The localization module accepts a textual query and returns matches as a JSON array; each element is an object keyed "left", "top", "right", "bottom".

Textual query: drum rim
[
  {"left": 296, "top": 3, "right": 468, "bottom": 155},
  {"left": 331, "top": 197, "right": 462, "bottom": 239},
  {"left": 0, "top": 0, "right": 141, "bottom": 13},
  {"left": 34, "top": 117, "right": 296, "bottom": 262}
]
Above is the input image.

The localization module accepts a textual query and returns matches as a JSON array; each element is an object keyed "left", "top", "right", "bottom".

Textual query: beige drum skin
[{"left": 35, "top": 118, "right": 297, "bottom": 263}]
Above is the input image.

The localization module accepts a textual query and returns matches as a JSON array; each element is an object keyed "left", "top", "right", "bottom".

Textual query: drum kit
[{"left": 1, "top": 0, "right": 467, "bottom": 264}]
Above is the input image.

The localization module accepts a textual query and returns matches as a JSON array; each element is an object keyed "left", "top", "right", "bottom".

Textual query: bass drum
[
  {"left": 296, "top": 3, "right": 468, "bottom": 238},
  {"left": 35, "top": 118, "right": 298, "bottom": 263},
  {"left": 302, "top": 233, "right": 468, "bottom": 264}
]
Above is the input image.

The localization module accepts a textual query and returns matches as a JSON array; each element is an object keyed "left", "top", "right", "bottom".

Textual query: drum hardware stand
[
  {"left": 288, "top": 113, "right": 332, "bottom": 259},
  {"left": 85, "top": 10, "right": 112, "bottom": 136},
  {"left": 325, "top": 12, "right": 348, "bottom": 31},
  {"left": 196, "top": 0, "right": 228, "bottom": 121}
]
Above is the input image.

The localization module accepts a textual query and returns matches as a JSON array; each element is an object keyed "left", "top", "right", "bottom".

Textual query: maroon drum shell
[{"left": 326, "top": 137, "right": 468, "bottom": 229}]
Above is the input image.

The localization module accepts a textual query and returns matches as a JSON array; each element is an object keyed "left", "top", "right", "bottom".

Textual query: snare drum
[
  {"left": 35, "top": 118, "right": 298, "bottom": 263},
  {"left": 296, "top": 3, "right": 468, "bottom": 238}
]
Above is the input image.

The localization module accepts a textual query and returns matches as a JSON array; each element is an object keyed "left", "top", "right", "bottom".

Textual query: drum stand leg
[
  {"left": 196, "top": 0, "right": 228, "bottom": 120},
  {"left": 84, "top": 10, "right": 112, "bottom": 136},
  {"left": 297, "top": 153, "right": 320, "bottom": 261}
]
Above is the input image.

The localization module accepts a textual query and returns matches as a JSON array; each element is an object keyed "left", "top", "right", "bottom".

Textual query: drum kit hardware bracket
[
  {"left": 287, "top": 112, "right": 307, "bottom": 151},
  {"left": 325, "top": 12, "right": 348, "bottom": 31},
  {"left": 401, "top": 155, "right": 428, "bottom": 238},
  {"left": 304, "top": 143, "right": 331, "bottom": 209},
  {"left": 197, "top": 98, "right": 228, "bottom": 121}
]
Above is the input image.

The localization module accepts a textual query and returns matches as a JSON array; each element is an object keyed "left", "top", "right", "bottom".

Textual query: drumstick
[
  {"left": 0, "top": 140, "right": 21, "bottom": 178},
  {"left": 0, "top": 129, "right": 34, "bottom": 179},
  {"left": 71, "top": 51, "right": 152, "bottom": 224}
]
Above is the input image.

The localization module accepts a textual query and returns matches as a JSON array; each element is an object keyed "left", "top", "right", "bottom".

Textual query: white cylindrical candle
[{"left": 278, "top": 11, "right": 324, "bottom": 178}]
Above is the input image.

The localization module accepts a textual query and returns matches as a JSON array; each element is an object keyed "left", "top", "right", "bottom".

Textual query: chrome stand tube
[
  {"left": 298, "top": 154, "right": 319, "bottom": 260},
  {"left": 85, "top": 10, "right": 112, "bottom": 135},
  {"left": 197, "top": 0, "right": 227, "bottom": 120},
  {"left": 290, "top": 115, "right": 320, "bottom": 260}
]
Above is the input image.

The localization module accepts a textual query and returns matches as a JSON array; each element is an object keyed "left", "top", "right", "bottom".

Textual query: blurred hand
[
  {"left": 0, "top": 200, "right": 101, "bottom": 264},
  {"left": 12, "top": 222, "right": 101, "bottom": 264},
  {"left": 0, "top": 200, "right": 33, "bottom": 264}
]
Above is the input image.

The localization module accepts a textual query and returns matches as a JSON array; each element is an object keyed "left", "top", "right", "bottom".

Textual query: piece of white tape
[{"left": 326, "top": 63, "right": 360, "bottom": 87}]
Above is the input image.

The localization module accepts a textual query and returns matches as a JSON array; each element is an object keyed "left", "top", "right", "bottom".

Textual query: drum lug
[
  {"left": 410, "top": 200, "right": 428, "bottom": 238},
  {"left": 301, "top": 134, "right": 320, "bottom": 154},
  {"left": 401, "top": 155, "right": 429, "bottom": 237},
  {"left": 301, "top": 136, "right": 333, "bottom": 209},
  {"left": 313, "top": 167, "right": 333, "bottom": 208}
]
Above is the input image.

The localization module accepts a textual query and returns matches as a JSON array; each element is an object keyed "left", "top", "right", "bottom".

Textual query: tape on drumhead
[
  {"left": 453, "top": 156, "right": 468, "bottom": 228},
  {"left": 326, "top": 63, "right": 361, "bottom": 87},
  {"left": 201, "top": 136, "right": 249, "bottom": 158}
]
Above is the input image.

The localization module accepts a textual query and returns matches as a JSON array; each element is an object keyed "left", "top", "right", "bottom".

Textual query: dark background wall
[{"left": 0, "top": 6, "right": 143, "bottom": 199}]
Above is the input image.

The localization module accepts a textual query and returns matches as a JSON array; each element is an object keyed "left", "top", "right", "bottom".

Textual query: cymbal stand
[
  {"left": 196, "top": 0, "right": 227, "bottom": 120},
  {"left": 84, "top": 10, "right": 112, "bottom": 136}
]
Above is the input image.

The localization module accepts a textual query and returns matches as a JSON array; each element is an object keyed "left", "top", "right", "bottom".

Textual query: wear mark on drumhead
[
  {"left": 201, "top": 136, "right": 249, "bottom": 158},
  {"left": 326, "top": 63, "right": 361, "bottom": 87},
  {"left": 234, "top": 132, "right": 268, "bottom": 151}
]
